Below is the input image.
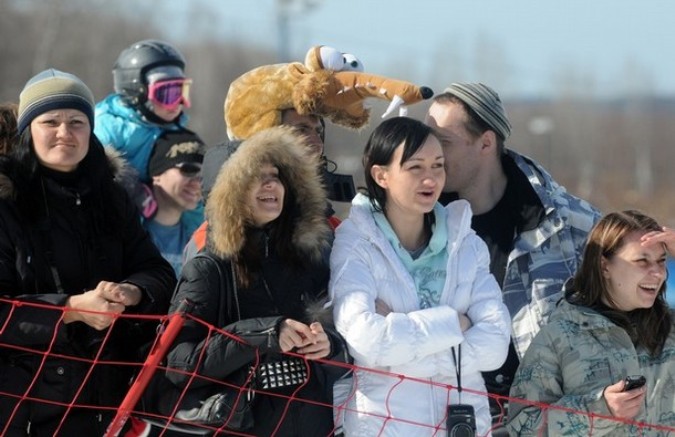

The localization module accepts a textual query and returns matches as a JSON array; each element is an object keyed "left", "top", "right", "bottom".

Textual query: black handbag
[
  {"left": 166, "top": 372, "right": 255, "bottom": 431},
  {"left": 145, "top": 253, "right": 255, "bottom": 433}
]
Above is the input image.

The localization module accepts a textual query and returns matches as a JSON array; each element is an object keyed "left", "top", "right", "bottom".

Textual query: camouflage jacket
[
  {"left": 503, "top": 150, "right": 601, "bottom": 359},
  {"left": 508, "top": 299, "right": 675, "bottom": 436}
]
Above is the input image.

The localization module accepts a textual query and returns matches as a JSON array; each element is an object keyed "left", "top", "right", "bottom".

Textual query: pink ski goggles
[{"left": 147, "top": 78, "right": 192, "bottom": 109}]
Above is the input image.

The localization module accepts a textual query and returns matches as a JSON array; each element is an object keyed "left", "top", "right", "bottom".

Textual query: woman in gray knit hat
[{"left": 0, "top": 69, "right": 175, "bottom": 435}]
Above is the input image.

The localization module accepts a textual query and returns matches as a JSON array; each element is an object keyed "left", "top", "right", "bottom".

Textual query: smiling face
[
  {"left": 371, "top": 135, "right": 445, "bottom": 220},
  {"left": 248, "top": 163, "right": 285, "bottom": 227},
  {"left": 30, "top": 109, "right": 90, "bottom": 172},
  {"left": 152, "top": 166, "right": 202, "bottom": 211},
  {"left": 602, "top": 230, "right": 667, "bottom": 311}
]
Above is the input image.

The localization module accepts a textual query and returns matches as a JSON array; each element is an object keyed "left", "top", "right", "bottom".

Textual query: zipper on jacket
[
  {"left": 241, "top": 326, "right": 276, "bottom": 348},
  {"left": 264, "top": 326, "right": 275, "bottom": 348},
  {"left": 262, "top": 278, "right": 280, "bottom": 313},
  {"left": 264, "top": 232, "right": 270, "bottom": 258}
]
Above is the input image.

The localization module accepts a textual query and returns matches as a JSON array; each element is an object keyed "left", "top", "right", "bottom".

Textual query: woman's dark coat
[
  {"left": 164, "top": 127, "right": 350, "bottom": 436},
  {"left": 0, "top": 140, "right": 175, "bottom": 434}
]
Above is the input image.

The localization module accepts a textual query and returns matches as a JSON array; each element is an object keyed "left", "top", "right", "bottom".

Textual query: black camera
[{"left": 447, "top": 404, "right": 476, "bottom": 437}]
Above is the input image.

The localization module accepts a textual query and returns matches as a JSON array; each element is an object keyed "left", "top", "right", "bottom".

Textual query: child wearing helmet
[
  {"left": 95, "top": 39, "right": 203, "bottom": 239},
  {"left": 95, "top": 39, "right": 192, "bottom": 182}
]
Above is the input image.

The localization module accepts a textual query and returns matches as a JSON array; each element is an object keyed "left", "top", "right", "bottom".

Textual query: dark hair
[
  {"left": 362, "top": 116, "right": 435, "bottom": 212},
  {"left": 433, "top": 93, "right": 506, "bottom": 154},
  {"left": 235, "top": 165, "right": 302, "bottom": 288},
  {"left": 0, "top": 102, "right": 18, "bottom": 155},
  {"left": 568, "top": 210, "right": 672, "bottom": 356},
  {"left": 9, "top": 127, "right": 124, "bottom": 233}
]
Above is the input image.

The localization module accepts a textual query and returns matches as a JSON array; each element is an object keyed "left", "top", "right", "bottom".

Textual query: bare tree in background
[{"left": 2, "top": 0, "right": 674, "bottom": 222}]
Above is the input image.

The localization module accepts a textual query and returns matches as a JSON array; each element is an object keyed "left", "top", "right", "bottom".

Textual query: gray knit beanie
[
  {"left": 443, "top": 82, "right": 512, "bottom": 140},
  {"left": 17, "top": 68, "right": 95, "bottom": 135}
]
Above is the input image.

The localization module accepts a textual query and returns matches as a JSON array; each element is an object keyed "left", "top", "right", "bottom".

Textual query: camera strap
[{"left": 451, "top": 345, "right": 462, "bottom": 403}]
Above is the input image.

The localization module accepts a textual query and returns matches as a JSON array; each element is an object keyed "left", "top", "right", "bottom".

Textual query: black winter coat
[
  {"left": 160, "top": 127, "right": 351, "bottom": 436},
  {"left": 0, "top": 146, "right": 176, "bottom": 434},
  {"left": 163, "top": 240, "right": 350, "bottom": 436}
]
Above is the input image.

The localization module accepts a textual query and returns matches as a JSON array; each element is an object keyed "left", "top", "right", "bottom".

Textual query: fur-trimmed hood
[
  {"left": 206, "top": 126, "right": 331, "bottom": 261},
  {"left": 105, "top": 146, "right": 140, "bottom": 189}
]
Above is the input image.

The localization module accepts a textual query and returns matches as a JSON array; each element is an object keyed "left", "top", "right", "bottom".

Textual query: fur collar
[
  {"left": 206, "top": 126, "right": 331, "bottom": 261},
  {"left": 0, "top": 146, "right": 133, "bottom": 201}
]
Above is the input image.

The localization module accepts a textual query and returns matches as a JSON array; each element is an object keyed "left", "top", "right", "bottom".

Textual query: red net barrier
[{"left": 1, "top": 297, "right": 673, "bottom": 437}]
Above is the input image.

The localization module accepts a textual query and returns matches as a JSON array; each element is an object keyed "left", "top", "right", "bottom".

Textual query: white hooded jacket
[{"left": 330, "top": 194, "right": 511, "bottom": 436}]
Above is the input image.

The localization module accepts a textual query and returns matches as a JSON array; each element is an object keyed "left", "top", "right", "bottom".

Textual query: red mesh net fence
[{"left": 1, "top": 297, "right": 673, "bottom": 437}]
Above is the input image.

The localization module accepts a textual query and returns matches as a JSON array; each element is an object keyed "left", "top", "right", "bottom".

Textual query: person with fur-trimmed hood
[{"left": 149, "top": 126, "right": 349, "bottom": 436}]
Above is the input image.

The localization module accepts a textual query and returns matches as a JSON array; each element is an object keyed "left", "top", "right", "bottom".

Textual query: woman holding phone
[{"left": 508, "top": 210, "right": 675, "bottom": 436}]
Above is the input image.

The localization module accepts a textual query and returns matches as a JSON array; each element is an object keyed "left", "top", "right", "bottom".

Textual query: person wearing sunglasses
[
  {"left": 94, "top": 40, "right": 204, "bottom": 241},
  {"left": 143, "top": 129, "right": 205, "bottom": 277}
]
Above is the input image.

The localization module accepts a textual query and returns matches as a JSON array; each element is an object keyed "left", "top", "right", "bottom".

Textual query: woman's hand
[
  {"left": 96, "top": 281, "right": 143, "bottom": 306},
  {"left": 63, "top": 288, "right": 125, "bottom": 330},
  {"left": 641, "top": 226, "right": 675, "bottom": 256},
  {"left": 296, "top": 322, "right": 331, "bottom": 359},
  {"left": 458, "top": 313, "right": 473, "bottom": 332},
  {"left": 62, "top": 281, "right": 141, "bottom": 330},
  {"left": 279, "top": 319, "right": 314, "bottom": 352},
  {"left": 375, "top": 298, "right": 392, "bottom": 317},
  {"left": 279, "top": 319, "right": 331, "bottom": 359},
  {"left": 603, "top": 378, "right": 646, "bottom": 420}
]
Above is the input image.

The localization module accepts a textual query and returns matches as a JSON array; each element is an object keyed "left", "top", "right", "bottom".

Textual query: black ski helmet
[{"left": 113, "top": 40, "right": 186, "bottom": 105}]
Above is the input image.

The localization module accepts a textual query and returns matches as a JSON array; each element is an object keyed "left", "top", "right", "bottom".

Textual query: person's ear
[
  {"left": 370, "top": 164, "right": 388, "bottom": 189},
  {"left": 479, "top": 130, "right": 497, "bottom": 153},
  {"left": 601, "top": 256, "right": 611, "bottom": 278}
]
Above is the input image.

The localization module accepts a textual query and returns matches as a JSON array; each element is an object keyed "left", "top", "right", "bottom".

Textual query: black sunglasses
[{"left": 175, "top": 162, "right": 202, "bottom": 177}]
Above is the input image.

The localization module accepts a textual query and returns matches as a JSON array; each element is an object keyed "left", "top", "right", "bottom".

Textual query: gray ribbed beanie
[
  {"left": 443, "top": 82, "right": 512, "bottom": 140},
  {"left": 17, "top": 68, "right": 95, "bottom": 135}
]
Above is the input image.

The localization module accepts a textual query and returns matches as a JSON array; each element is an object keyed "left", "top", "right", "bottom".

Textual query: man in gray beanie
[{"left": 426, "top": 82, "right": 601, "bottom": 433}]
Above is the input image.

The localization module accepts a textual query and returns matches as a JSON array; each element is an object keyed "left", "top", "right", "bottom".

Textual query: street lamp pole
[{"left": 276, "top": 0, "right": 321, "bottom": 63}]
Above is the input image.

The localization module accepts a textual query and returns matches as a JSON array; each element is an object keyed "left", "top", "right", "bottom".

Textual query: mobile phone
[{"left": 623, "top": 375, "right": 646, "bottom": 391}]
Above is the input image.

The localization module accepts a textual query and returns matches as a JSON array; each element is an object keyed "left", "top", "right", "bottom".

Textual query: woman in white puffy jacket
[{"left": 330, "top": 117, "right": 511, "bottom": 436}]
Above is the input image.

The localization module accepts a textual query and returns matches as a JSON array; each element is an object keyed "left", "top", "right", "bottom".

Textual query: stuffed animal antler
[{"left": 224, "top": 45, "right": 433, "bottom": 140}]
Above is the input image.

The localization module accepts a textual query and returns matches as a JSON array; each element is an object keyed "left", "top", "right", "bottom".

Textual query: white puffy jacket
[{"left": 330, "top": 195, "right": 511, "bottom": 436}]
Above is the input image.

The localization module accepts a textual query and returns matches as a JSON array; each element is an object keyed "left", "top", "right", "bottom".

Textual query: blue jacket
[
  {"left": 502, "top": 150, "right": 601, "bottom": 359},
  {"left": 94, "top": 94, "right": 189, "bottom": 182},
  {"left": 142, "top": 214, "right": 201, "bottom": 278},
  {"left": 95, "top": 94, "right": 202, "bottom": 231}
]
